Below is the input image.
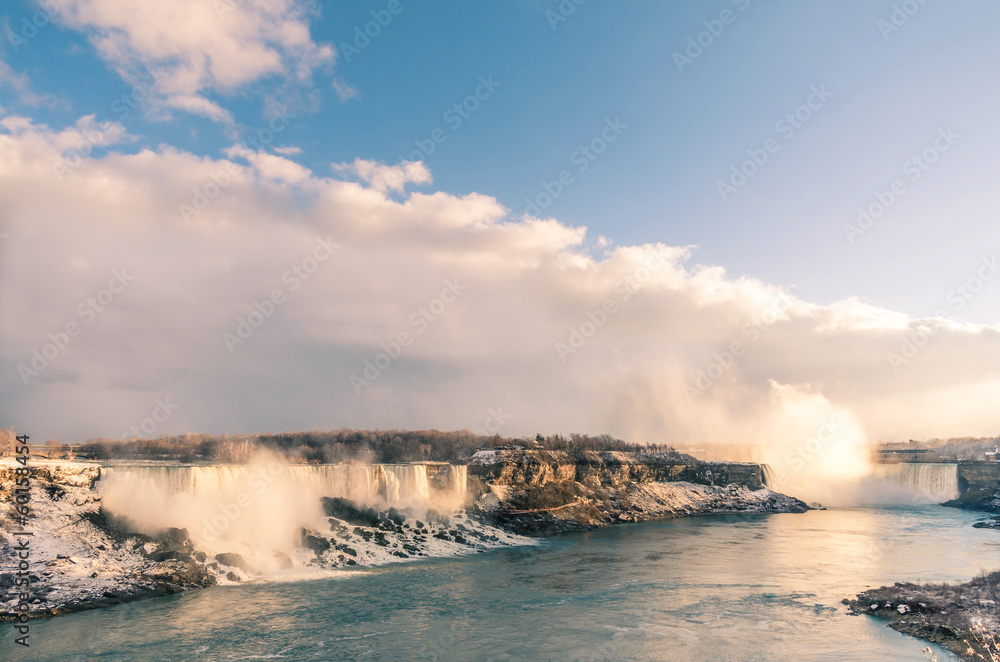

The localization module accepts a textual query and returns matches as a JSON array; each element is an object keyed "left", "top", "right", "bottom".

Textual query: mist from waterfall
[
  {"left": 762, "top": 461, "right": 961, "bottom": 507},
  {"left": 857, "top": 463, "right": 960, "bottom": 504},
  {"left": 680, "top": 384, "right": 967, "bottom": 508},
  {"left": 97, "top": 455, "right": 468, "bottom": 571}
]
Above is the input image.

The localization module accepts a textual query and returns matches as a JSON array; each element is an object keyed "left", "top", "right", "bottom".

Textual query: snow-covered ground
[
  {"left": 0, "top": 457, "right": 800, "bottom": 619},
  {"left": 0, "top": 460, "right": 167, "bottom": 617},
  {"left": 0, "top": 460, "right": 532, "bottom": 619},
  {"left": 625, "top": 481, "right": 808, "bottom": 517}
]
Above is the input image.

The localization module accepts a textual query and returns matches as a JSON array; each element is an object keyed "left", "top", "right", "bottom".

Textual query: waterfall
[
  {"left": 863, "top": 463, "right": 959, "bottom": 503},
  {"left": 760, "top": 464, "right": 776, "bottom": 489},
  {"left": 99, "top": 463, "right": 464, "bottom": 509},
  {"left": 447, "top": 465, "right": 467, "bottom": 500},
  {"left": 96, "top": 462, "right": 469, "bottom": 566}
]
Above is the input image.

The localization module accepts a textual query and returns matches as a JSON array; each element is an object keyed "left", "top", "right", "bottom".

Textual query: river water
[{"left": 6, "top": 505, "right": 998, "bottom": 661}]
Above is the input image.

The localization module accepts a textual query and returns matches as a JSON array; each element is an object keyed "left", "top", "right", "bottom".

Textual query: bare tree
[{"left": 0, "top": 428, "right": 16, "bottom": 457}]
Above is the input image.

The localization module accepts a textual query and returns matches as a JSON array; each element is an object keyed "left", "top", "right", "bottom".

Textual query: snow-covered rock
[{"left": 0, "top": 460, "right": 532, "bottom": 620}]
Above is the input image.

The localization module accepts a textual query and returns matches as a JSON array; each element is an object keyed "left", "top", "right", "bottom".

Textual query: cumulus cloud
[
  {"left": 50, "top": 0, "right": 334, "bottom": 121},
  {"left": 0, "top": 114, "right": 132, "bottom": 180},
  {"left": 1, "top": 113, "right": 999, "bottom": 485},
  {"left": 333, "top": 158, "right": 433, "bottom": 194},
  {"left": 225, "top": 145, "right": 312, "bottom": 185}
]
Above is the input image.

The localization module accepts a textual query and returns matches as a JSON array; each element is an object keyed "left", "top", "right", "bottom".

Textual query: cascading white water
[
  {"left": 862, "top": 463, "right": 959, "bottom": 503},
  {"left": 446, "top": 465, "right": 467, "bottom": 500},
  {"left": 96, "top": 461, "right": 469, "bottom": 569},
  {"left": 99, "top": 463, "right": 464, "bottom": 509},
  {"left": 760, "top": 464, "right": 776, "bottom": 489}
]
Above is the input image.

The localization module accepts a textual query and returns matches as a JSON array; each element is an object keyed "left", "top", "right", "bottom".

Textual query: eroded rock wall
[
  {"left": 467, "top": 449, "right": 802, "bottom": 535},
  {"left": 468, "top": 449, "right": 766, "bottom": 491}
]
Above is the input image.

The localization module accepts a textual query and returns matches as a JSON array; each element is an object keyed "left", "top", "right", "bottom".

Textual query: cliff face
[
  {"left": 467, "top": 449, "right": 766, "bottom": 490},
  {"left": 945, "top": 462, "right": 1000, "bottom": 513},
  {"left": 467, "top": 449, "right": 805, "bottom": 534},
  {"left": 957, "top": 462, "right": 1000, "bottom": 492}
]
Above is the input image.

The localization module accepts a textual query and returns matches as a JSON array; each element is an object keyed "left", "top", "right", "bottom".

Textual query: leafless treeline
[{"left": 66, "top": 429, "right": 675, "bottom": 463}]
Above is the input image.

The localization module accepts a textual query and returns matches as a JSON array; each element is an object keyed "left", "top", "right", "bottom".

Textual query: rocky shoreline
[
  {"left": 0, "top": 461, "right": 527, "bottom": 621},
  {"left": 944, "top": 489, "right": 1000, "bottom": 515},
  {"left": 2, "top": 454, "right": 808, "bottom": 621},
  {"left": 972, "top": 516, "right": 1000, "bottom": 530},
  {"left": 467, "top": 448, "right": 808, "bottom": 535},
  {"left": 477, "top": 480, "right": 809, "bottom": 535},
  {"left": 845, "top": 572, "right": 1000, "bottom": 660},
  {"left": 847, "top": 481, "right": 1000, "bottom": 659},
  {"left": 944, "top": 486, "right": 1000, "bottom": 536},
  {"left": 0, "top": 462, "right": 217, "bottom": 620}
]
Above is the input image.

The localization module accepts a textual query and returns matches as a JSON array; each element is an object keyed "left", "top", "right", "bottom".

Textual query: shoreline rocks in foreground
[{"left": 845, "top": 572, "right": 1000, "bottom": 660}]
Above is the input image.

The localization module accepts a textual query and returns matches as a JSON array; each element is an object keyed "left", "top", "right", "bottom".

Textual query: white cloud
[
  {"left": 0, "top": 114, "right": 132, "bottom": 179},
  {"left": 331, "top": 77, "right": 359, "bottom": 102},
  {"left": 332, "top": 158, "right": 432, "bottom": 194},
  {"left": 1, "top": 114, "right": 998, "bottom": 466},
  {"left": 239, "top": 149, "right": 312, "bottom": 185},
  {"left": 51, "top": 0, "right": 335, "bottom": 121}
]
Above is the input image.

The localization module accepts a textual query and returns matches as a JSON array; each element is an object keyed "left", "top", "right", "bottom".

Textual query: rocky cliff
[
  {"left": 0, "top": 461, "right": 216, "bottom": 620},
  {"left": 467, "top": 449, "right": 807, "bottom": 534},
  {"left": 945, "top": 462, "right": 1000, "bottom": 513}
]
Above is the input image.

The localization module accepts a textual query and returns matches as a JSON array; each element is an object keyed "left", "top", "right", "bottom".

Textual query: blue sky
[{"left": 2, "top": 0, "right": 999, "bottom": 445}]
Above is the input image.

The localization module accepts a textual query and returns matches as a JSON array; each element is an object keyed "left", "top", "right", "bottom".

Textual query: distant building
[
  {"left": 986, "top": 446, "right": 999, "bottom": 461},
  {"left": 874, "top": 448, "right": 943, "bottom": 463}
]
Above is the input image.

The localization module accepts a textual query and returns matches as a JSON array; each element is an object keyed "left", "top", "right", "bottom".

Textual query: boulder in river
[
  {"left": 971, "top": 516, "right": 1000, "bottom": 529},
  {"left": 161, "top": 527, "right": 191, "bottom": 546},
  {"left": 386, "top": 507, "right": 406, "bottom": 526},
  {"left": 303, "top": 535, "right": 331, "bottom": 554},
  {"left": 321, "top": 497, "right": 381, "bottom": 527},
  {"left": 147, "top": 550, "right": 192, "bottom": 563},
  {"left": 272, "top": 550, "right": 293, "bottom": 569},
  {"left": 215, "top": 553, "right": 254, "bottom": 573}
]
